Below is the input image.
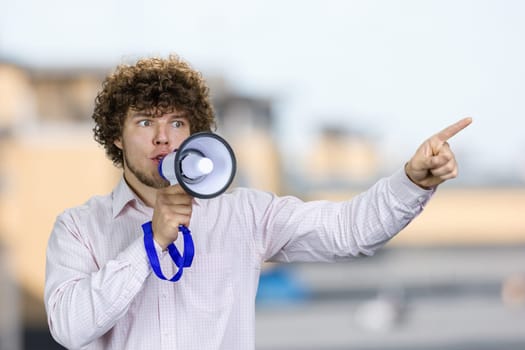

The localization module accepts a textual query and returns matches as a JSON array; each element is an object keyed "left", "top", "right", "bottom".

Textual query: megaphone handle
[{"left": 141, "top": 222, "right": 195, "bottom": 282}]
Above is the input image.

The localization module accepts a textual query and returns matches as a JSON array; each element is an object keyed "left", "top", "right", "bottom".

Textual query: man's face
[{"left": 114, "top": 109, "right": 191, "bottom": 189}]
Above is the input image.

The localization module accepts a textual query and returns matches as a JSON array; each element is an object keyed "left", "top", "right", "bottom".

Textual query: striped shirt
[{"left": 44, "top": 167, "right": 433, "bottom": 349}]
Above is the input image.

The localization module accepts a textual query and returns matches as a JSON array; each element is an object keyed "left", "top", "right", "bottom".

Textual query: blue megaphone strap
[{"left": 142, "top": 221, "right": 194, "bottom": 282}]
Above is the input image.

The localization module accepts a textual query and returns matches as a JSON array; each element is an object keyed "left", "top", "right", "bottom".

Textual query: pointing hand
[{"left": 405, "top": 117, "right": 472, "bottom": 189}]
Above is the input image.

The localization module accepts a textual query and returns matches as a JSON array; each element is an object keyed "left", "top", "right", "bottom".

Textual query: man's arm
[
  {"left": 258, "top": 118, "right": 472, "bottom": 262},
  {"left": 44, "top": 213, "right": 151, "bottom": 349}
]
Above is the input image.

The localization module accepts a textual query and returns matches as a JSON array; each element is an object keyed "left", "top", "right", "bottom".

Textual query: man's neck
[{"left": 122, "top": 173, "right": 157, "bottom": 208}]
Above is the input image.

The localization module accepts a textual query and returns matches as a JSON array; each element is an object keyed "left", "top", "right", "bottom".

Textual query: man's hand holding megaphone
[{"left": 152, "top": 184, "right": 193, "bottom": 251}]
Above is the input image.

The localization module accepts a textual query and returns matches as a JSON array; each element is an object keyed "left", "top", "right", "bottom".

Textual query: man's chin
[
  {"left": 150, "top": 177, "right": 170, "bottom": 189},
  {"left": 132, "top": 172, "right": 170, "bottom": 189}
]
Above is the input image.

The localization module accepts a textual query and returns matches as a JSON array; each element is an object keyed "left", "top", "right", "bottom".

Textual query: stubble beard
[{"left": 123, "top": 151, "right": 170, "bottom": 189}]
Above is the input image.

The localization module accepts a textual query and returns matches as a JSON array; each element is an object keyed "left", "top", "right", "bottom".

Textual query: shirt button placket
[{"left": 158, "top": 254, "right": 177, "bottom": 349}]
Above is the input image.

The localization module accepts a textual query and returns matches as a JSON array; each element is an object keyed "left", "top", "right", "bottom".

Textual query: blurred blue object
[{"left": 256, "top": 265, "right": 310, "bottom": 306}]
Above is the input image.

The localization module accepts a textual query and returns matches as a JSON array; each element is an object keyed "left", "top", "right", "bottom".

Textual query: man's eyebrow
[
  {"left": 169, "top": 115, "right": 189, "bottom": 120},
  {"left": 129, "top": 111, "right": 152, "bottom": 118},
  {"left": 128, "top": 111, "right": 188, "bottom": 119}
]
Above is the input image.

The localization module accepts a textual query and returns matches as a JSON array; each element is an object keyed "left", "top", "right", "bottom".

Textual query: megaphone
[
  {"left": 159, "top": 132, "right": 236, "bottom": 198},
  {"left": 145, "top": 132, "right": 236, "bottom": 282}
]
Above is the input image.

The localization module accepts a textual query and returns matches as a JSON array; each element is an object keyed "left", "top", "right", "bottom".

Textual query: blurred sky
[{"left": 1, "top": 0, "right": 524, "bottom": 183}]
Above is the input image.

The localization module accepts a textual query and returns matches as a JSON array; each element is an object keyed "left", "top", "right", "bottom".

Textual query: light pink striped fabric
[{"left": 45, "top": 167, "right": 433, "bottom": 349}]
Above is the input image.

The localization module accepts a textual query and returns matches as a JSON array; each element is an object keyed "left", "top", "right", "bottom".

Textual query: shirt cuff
[{"left": 388, "top": 167, "right": 436, "bottom": 209}]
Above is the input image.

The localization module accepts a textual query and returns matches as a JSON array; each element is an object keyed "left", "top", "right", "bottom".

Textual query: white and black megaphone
[
  {"left": 158, "top": 132, "right": 236, "bottom": 198},
  {"left": 145, "top": 132, "right": 235, "bottom": 282}
]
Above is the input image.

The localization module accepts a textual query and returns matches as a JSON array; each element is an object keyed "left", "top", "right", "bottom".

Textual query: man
[{"left": 44, "top": 55, "right": 472, "bottom": 349}]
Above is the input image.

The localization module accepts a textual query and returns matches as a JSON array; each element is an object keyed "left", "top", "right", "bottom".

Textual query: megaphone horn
[{"left": 159, "top": 132, "right": 236, "bottom": 199}]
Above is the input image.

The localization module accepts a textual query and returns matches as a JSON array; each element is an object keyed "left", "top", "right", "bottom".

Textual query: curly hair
[{"left": 92, "top": 55, "right": 216, "bottom": 167}]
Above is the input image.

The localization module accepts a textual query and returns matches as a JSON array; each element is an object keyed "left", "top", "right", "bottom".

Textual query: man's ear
[{"left": 114, "top": 138, "right": 123, "bottom": 150}]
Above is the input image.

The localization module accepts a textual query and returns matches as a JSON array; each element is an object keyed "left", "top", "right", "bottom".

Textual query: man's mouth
[{"left": 152, "top": 154, "right": 168, "bottom": 164}]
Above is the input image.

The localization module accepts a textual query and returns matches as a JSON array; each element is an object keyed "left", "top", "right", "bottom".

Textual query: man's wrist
[
  {"left": 153, "top": 236, "right": 171, "bottom": 251},
  {"left": 404, "top": 162, "right": 433, "bottom": 190}
]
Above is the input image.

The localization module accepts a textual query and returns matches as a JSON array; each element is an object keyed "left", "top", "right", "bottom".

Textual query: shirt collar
[
  {"left": 112, "top": 177, "right": 204, "bottom": 218},
  {"left": 112, "top": 177, "right": 149, "bottom": 218}
]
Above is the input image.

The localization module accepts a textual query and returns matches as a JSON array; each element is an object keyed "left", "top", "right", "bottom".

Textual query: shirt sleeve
[
  {"left": 44, "top": 211, "right": 152, "bottom": 349},
  {"left": 254, "top": 167, "right": 435, "bottom": 263}
]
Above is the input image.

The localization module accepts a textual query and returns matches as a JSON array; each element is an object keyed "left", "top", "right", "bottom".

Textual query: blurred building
[
  {"left": 1, "top": 57, "right": 525, "bottom": 349},
  {"left": 0, "top": 62, "right": 36, "bottom": 128},
  {"left": 301, "top": 124, "right": 380, "bottom": 191},
  {"left": 0, "top": 59, "right": 287, "bottom": 349},
  {"left": 0, "top": 60, "right": 121, "bottom": 350},
  {"left": 0, "top": 243, "right": 22, "bottom": 350},
  {"left": 213, "top": 91, "right": 283, "bottom": 194}
]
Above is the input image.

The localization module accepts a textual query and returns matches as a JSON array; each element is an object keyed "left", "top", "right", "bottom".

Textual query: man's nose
[{"left": 153, "top": 125, "right": 169, "bottom": 145}]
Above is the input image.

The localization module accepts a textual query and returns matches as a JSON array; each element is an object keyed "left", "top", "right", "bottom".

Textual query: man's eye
[
  {"left": 172, "top": 120, "right": 183, "bottom": 128},
  {"left": 138, "top": 120, "right": 152, "bottom": 127}
]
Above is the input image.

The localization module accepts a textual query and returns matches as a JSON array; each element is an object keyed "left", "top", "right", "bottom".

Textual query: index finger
[{"left": 435, "top": 117, "right": 473, "bottom": 142}]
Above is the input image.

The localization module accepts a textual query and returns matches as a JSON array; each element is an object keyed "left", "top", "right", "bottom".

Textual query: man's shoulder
[
  {"left": 222, "top": 187, "right": 274, "bottom": 200},
  {"left": 58, "top": 191, "right": 114, "bottom": 223}
]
